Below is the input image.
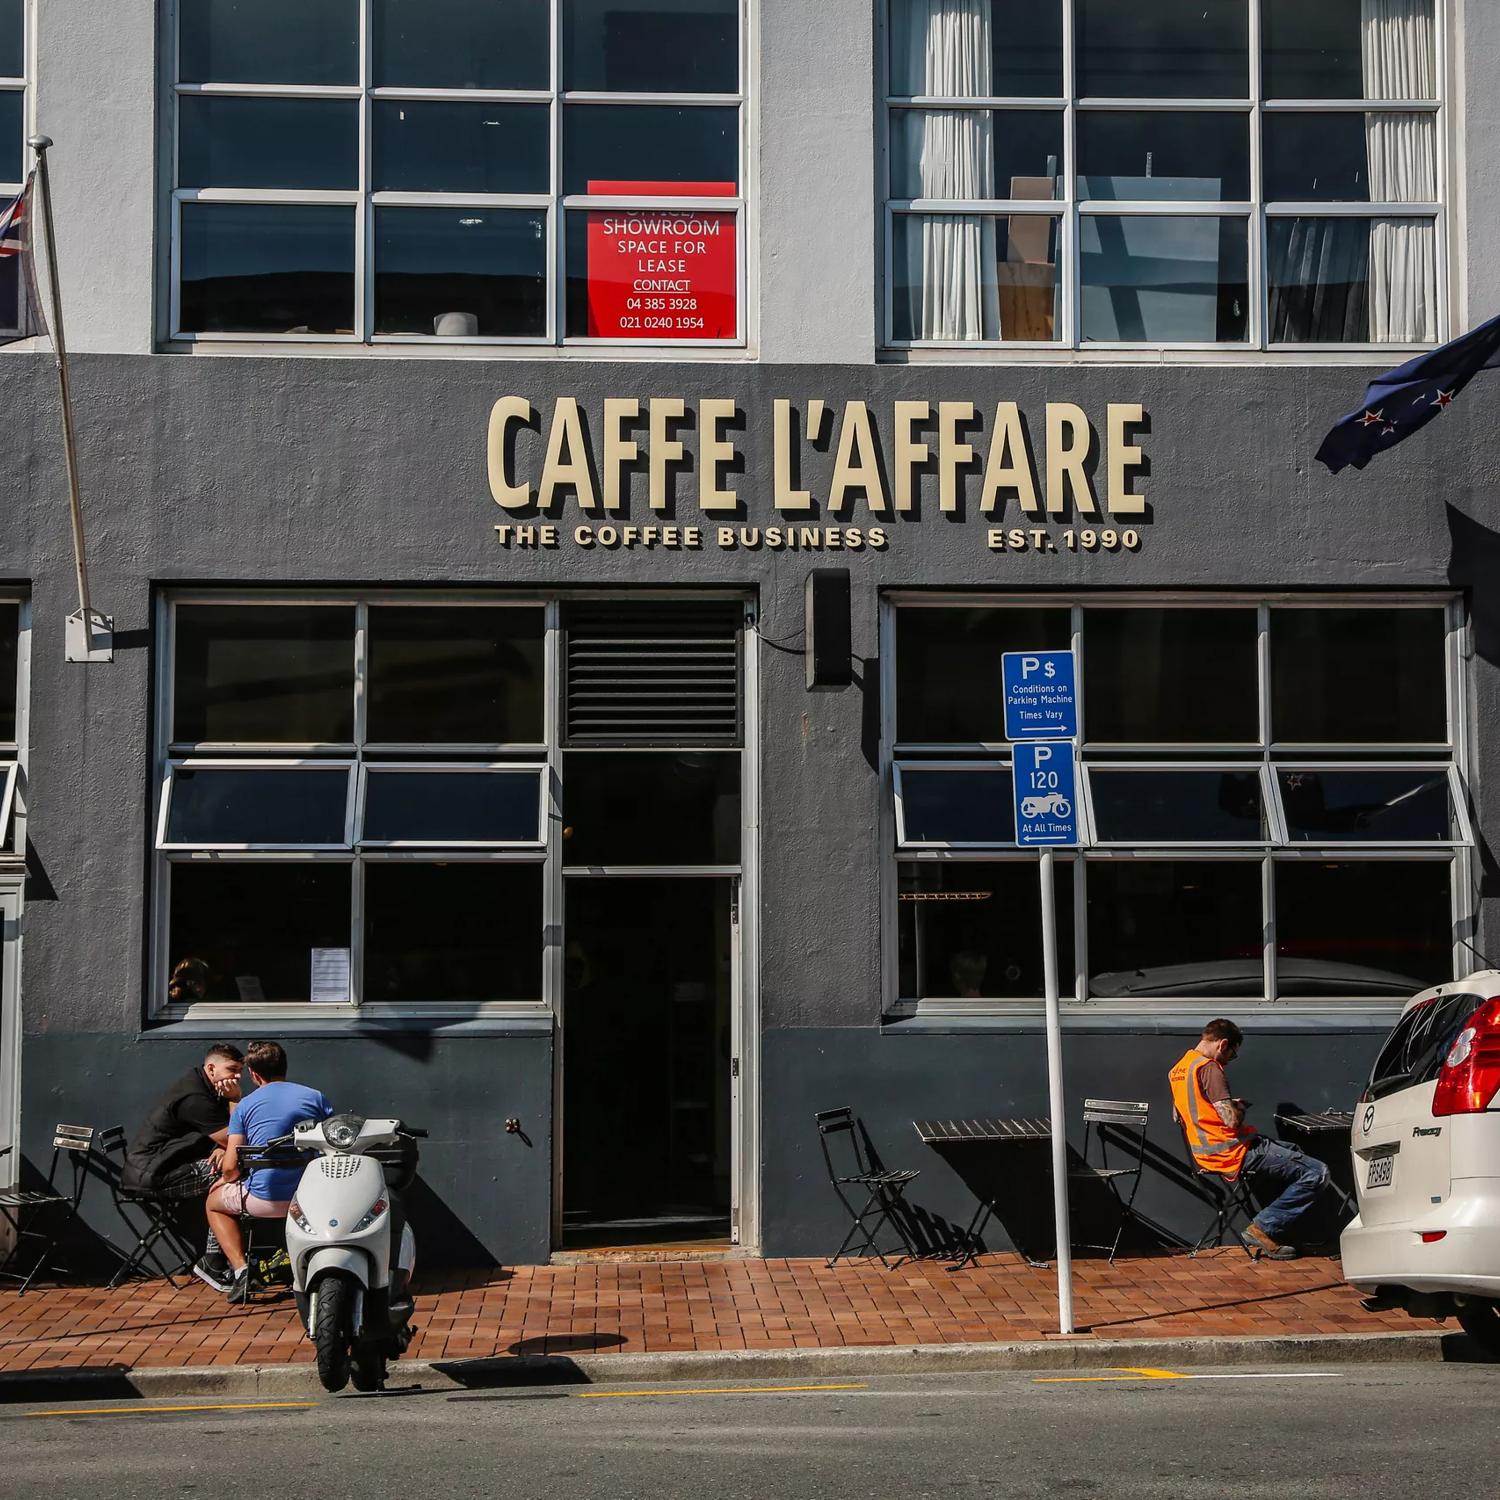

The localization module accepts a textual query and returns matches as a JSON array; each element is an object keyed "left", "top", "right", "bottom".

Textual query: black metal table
[
  {"left": 913, "top": 1118, "right": 1052, "bottom": 1268},
  {"left": 1273, "top": 1109, "right": 1358, "bottom": 1215}
]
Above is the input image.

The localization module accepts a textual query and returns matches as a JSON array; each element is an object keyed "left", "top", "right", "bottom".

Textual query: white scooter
[{"left": 267, "top": 1113, "right": 426, "bottom": 1393}]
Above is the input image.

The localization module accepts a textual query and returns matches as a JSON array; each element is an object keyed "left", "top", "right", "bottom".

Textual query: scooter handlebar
[{"left": 402, "top": 1127, "right": 429, "bottom": 1139}]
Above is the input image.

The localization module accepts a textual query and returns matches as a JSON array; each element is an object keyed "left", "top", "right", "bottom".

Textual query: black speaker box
[{"left": 805, "top": 567, "right": 852, "bottom": 690}]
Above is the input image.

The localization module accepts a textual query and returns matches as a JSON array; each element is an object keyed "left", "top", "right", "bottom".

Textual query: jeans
[{"left": 1244, "top": 1138, "right": 1329, "bottom": 1241}]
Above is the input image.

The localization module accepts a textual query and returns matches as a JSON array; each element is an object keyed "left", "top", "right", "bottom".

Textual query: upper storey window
[
  {"left": 169, "top": 0, "right": 745, "bottom": 346},
  {"left": 884, "top": 0, "right": 1443, "bottom": 350},
  {"left": 0, "top": 0, "right": 26, "bottom": 339}
]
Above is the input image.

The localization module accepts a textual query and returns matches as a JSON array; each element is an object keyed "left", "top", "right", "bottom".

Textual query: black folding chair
[
  {"left": 1067, "top": 1099, "right": 1149, "bottom": 1264},
  {"left": 1175, "top": 1116, "right": 1257, "bottom": 1258},
  {"left": 0, "top": 1124, "right": 95, "bottom": 1292},
  {"left": 95, "top": 1126, "right": 199, "bottom": 1288},
  {"left": 233, "top": 1144, "right": 297, "bottom": 1292},
  {"left": 814, "top": 1108, "right": 920, "bottom": 1268}
]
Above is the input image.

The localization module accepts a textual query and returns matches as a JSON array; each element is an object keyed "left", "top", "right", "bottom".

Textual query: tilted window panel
[{"left": 563, "top": 602, "right": 743, "bottom": 746}]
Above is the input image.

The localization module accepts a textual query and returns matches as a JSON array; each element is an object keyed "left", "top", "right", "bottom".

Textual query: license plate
[{"left": 1366, "top": 1156, "right": 1396, "bottom": 1190}]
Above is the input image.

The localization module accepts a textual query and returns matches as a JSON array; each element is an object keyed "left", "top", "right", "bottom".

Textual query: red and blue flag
[{"left": 0, "top": 173, "right": 46, "bottom": 345}]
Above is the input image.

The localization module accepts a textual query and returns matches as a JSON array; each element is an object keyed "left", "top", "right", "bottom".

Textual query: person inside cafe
[
  {"left": 203, "top": 1040, "right": 334, "bottom": 1302},
  {"left": 1168, "top": 1018, "right": 1330, "bottom": 1259}
]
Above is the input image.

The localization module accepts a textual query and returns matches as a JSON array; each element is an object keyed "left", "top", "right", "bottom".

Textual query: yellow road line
[
  {"left": 576, "top": 1383, "right": 868, "bottom": 1400},
  {"left": 1035, "top": 1367, "right": 1189, "bottom": 1384},
  {"left": 24, "top": 1401, "right": 320, "bottom": 1419}
]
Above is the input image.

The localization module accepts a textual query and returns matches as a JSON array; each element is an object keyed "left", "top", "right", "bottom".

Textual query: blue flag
[{"left": 1315, "top": 312, "right": 1500, "bottom": 473}]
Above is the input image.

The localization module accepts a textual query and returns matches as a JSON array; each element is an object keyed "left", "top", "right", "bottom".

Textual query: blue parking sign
[
  {"left": 1002, "top": 651, "right": 1077, "bottom": 740},
  {"left": 1014, "top": 742, "right": 1078, "bottom": 846}
]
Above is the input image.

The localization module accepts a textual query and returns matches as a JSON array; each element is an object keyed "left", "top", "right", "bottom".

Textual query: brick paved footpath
[{"left": 0, "top": 1250, "right": 1421, "bottom": 1375}]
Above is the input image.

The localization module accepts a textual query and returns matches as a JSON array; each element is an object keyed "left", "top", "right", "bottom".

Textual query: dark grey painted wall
[{"left": 2, "top": 354, "right": 1497, "bottom": 1261}]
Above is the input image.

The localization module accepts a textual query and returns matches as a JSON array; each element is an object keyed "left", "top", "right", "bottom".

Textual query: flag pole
[{"left": 28, "top": 135, "right": 110, "bottom": 662}]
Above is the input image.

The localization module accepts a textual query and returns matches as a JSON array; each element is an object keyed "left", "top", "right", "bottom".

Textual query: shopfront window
[
  {"left": 169, "top": 0, "right": 745, "bottom": 345},
  {"left": 0, "top": 0, "right": 25, "bottom": 339},
  {"left": 884, "top": 0, "right": 1443, "bottom": 348},
  {"left": 891, "top": 597, "right": 1466, "bottom": 1006},
  {"left": 154, "top": 592, "right": 746, "bottom": 1014}
]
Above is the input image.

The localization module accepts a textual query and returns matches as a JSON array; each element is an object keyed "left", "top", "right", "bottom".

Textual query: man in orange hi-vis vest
[{"left": 1169, "top": 1018, "right": 1330, "bottom": 1260}]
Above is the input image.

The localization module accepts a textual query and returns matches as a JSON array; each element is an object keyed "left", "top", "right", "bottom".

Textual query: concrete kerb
[{"left": 0, "top": 1330, "right": 1456, "bottom": 1404}]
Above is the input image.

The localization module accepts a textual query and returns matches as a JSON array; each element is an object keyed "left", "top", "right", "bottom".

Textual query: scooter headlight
[
  {"left": 289, "top": 1199, "right": 313, "bottom": 1234},
  {"left": 322, "top": 1113, "right": 364, "bottom": 1149},
  {"left": 352, "top": 1197, "right": 388, "bottom": 1234}
]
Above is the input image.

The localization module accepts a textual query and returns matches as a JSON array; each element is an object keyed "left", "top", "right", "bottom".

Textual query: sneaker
[
  {"left": 1242, "top": 1224, "right": 1298, "bottom": 1261},
  {"left": 225, "top": 1265, "right": 253, "bottom": 1304},
  {"left": 191, "top": 1254, "right": 234, "bottom": 1294}
]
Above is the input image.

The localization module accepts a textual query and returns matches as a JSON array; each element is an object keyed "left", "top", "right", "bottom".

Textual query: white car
[{"left": 1341, "top": 969, "right": 1500, "bottom": 1354}]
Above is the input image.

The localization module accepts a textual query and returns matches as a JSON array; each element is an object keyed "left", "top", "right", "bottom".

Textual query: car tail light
[
  {"left": 1432, "top": 997, "right": 1500, "bottom": 1116},
  {"left": 1420, "top": 1231, "right": 1447, "bottom": 1243}
]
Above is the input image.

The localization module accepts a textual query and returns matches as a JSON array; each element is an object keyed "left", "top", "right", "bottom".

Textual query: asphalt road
[{"left": 3, "top": 1363, "right": 1496, "bottom": 1499}]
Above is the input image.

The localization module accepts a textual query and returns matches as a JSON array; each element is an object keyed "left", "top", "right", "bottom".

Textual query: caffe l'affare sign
[{"left": 487, "top": 395, "right": 1151, "bottom": 554}]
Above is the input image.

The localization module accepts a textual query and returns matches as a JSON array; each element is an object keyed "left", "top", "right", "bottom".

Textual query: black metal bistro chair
[
  {"left": 814, "top": 1108, "right": 920, "bottom": 1268},
  {"left": 1067, "top": 1099, "right": 1149, "bottom": 1264},
  {"left": 0, "top": 1124, "right": 95, "bottom": 1292},
  {"left": 1174, "top": 1115, "right": 1258, "bottom": 1258},
  {"left": 95, "top": 1125, "right": 199, "bottom": 1288},
  {"left": 232, "top": 1143, "right": 300, "bottom": 1292}
]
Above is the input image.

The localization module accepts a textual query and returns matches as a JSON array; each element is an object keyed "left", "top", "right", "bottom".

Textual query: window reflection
[
  {"left": 179, "top": 97, "right": 359, "bottom": 191},
  {"left": 1264, "top": 113, "right": 1435, "bottom": 204},
  {"left": 0, "top": 90, "right": 20, "bottom": 182},
  {"left": 564, "top": 0, "right": 739, "bottom": 93},
  {"left": 563, "top": 105, "right": 739, "bottom": 194},
  {"left": 898, "top": 768, "right": 1015, "bottom": 845},
  {"left": 1076, "top": 0, "right": 1248, "bottom": 99},
  {"left": 1262, "top": 0, "right": 1434, "bottom": 101},
  {"left": 372, "top": 101, "right": 550, "bottom": 195},
  {"left": 1077, "top": 112, "right": 1249, "bottom": 202},
  {"left": 180, "top": 0, "right": 358, "bottom": 86},
  {"left": 372, "top": 0, "right": 549, "bottom": 89},
  {"left": 0, "top": 0, "right": 20, "bottom": 79},
  {"left": 166, "top": 767, "right": 350, "bottom": 847},
  {"left": 1278, "top": 769, "right": 1452, "bottom": 843},
  {"left": 1090, "top": 771, "right": 1264, "bottom": 844},
  {"left": 361, "top": 770, "right": 542, "bottom": 845},
  {"left": 888, "top": 0, "right": 1064, "bottom": 99}
]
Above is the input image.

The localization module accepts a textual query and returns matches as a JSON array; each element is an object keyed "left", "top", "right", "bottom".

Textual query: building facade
[{"left": 2, "top": 0, "right": 1498, "bottom": 1265}]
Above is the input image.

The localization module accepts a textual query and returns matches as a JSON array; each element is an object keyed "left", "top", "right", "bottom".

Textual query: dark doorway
[{"left": 562, "top": 877, "right": 734, "bottom": 1248}]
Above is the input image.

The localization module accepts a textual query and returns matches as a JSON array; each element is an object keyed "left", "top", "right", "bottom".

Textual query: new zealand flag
[{"left": 1315, "top": 312, "right": 1500, "bottom": 474}]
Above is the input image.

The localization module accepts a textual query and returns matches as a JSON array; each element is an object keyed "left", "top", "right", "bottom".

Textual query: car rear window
[{"left": 1368, "top": 993, "right": 1483, "bottom": 1100}]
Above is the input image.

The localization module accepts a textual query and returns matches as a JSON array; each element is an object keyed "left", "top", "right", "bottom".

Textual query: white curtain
[
  {"left": 1362, "top": 0, "right": 1437, "bottom": 342},
  {"left": 894, "top": 0, "right": 1000, "bottom": 340}
]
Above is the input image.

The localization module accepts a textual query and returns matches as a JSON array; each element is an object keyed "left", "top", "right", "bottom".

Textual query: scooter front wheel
[{"left": 313, "top": 1274, "right": 354, "bottom": 1393}]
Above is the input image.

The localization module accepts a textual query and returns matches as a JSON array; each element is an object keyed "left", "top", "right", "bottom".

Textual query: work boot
[
  {"left": 191, "top": 1253, "right": 234, "bottom": 1293},
  {"left": 1241, "top": 1224, "right": 1298, "bottom": 1260}
]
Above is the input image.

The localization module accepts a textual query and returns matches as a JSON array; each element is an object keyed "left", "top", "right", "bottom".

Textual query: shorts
[
  {"left": 218, "top": 1180, "right": 291, "bottom": 1218},
  {"left": 133, "top": 1157, "right": 217, "bottom": 1200}
]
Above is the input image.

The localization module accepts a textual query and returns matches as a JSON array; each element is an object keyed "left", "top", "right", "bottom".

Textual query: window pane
[
  {"left": 166, "top": 767, "right": 350, "bottom": 846},
  {"left": 1087, "top": 861, "right": 1263, "bottom": 997},
  {"left": 892, "top": 213, "right": 1060, "bottom": 342},
  {"left": 364, "top": 863, "right": 543, "bottom": 1004},
  {"left": 564, "top": 207, "right": 738, "bottom": 339},
  {"left": 362, "top": 770, "right": 541, "bottom": 844},
  {"left": 0, "top": 601, "right": 16, "bottom": 743},
  {"left": 898, "top": 768, "right": 1014, "bottom": 845},
  {"left": 889, "top": 0, "right": 1063, "bottom": 98},
  {"left": 1262, "top": 0, "right": 1434, "bottom": 101},
  {"left": 1264, "top": 113, "right": 1436, "bottom": 203},
  {"left": 1270, "top": 608, "right": 1446, "bottom": 743},
  {"left": 1279, "top": 769, "right": 1453, "bottom": 843},
  {"left": 564, "top": 0, "right": 739, "bottom": 93},
  {"left": 1267, "top": 216, "right": 1436, "bottom": 343},
  {"left": 1084, "top": 608, "right": 1258, "bottom": 742},
  {"left": 179, "top": 97, "right": 358, "bottom": 191},
  {"left": 179, "top": 203, "right": 356, "bottom": 336},
  {"left": 372, "top": 0, "right": 549, "bottom": 89},
  {"left": 366, "top": 606, "right": 545, "bottom": 744},
  {"left": 890, "top": 110, "right": 1062, "bottom": 199},
  {"left": 0, "top": 0, "right": 20, "bottom": 78},
  {"left": 0, "top": 89, "right": 21, "bottom": 182},
  {"left": 372, "top": 101, "right": 549, "bottom": 194},
  {"left": 0, "top": 254, "right": 16, "bottom": 332},
  {"left": 1077, "top": 0, "right": 1247, "bottom": 99},
  {"left": 1081, "top": 215, "right": 1248, "bottom": 342},
  {"left": 563, "top": 105, "right": 739, "bottom": 194},
  {"left": 179, "top": 0, "right": 358, "bottom": 86},
  {"left": 1077, "top": 112, "right": 1249, "bottom": 202},
  {"left": 563, "top": 751, "right": 739, "bottom": 864},
  {"left": 1275, "top": 860, "right": 1451, "bottom": 994},
  {"left": 896, "top": 607, "right": 1070, "bottom": 742},
  {"left": 173, "top": 604, "right": 355, "bottom": 744},
  {"left": 899, "top": 860, "right": 1073, "bottom": 1000},
  {"left": 1091, "top": 771, "right": 1265, "bottom": 843},
  {"left": 168, "top": 862, "right": 351, "bottom": 1003},
  {"left": 373, "top": 207, "right": 547, "bottom": 339}
]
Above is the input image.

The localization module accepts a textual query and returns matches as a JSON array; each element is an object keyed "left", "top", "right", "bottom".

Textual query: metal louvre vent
[
  {"left": 314, "top": 1156, "right": 364, "bottom": 1180},
  {"left": 564, "top": 602, "right": 743, "bottom": 746}
]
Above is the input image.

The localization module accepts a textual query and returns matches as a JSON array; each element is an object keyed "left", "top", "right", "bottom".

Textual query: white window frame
[
  {"left": 1082, "top": 761, "right": 1277, "bottom": 848},
  {"left": 0, "top": 0, "right": 28, "bottom": 342},
  {"left": 357, "top": 761, "right": 547, "bottom": 848},
  {"left": 880, "top": 0, "right": 1449, "bottom": 353},
  {"left": 894, "top": 759, "right": 1017, "bottom": 849},
  {"left": 165, "top": 0, "right": 748, "bottom": 349},
  {"left": 882, "top": 591, "right": 1474, "bottom": 1015},
  {"left": 0, "top": 760, "right": 15, "bottom": 848},
  {"left": 156, "top": 757, "right": 358, "bottom": 852},
  {"left": 1272, "top": 761, "right": 1472, "bottom": 849}
]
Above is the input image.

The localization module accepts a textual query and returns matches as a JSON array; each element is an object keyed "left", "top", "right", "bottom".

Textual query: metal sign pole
[{"left": 1039, "top": 844, "right": 1074, "bottom": 1334}]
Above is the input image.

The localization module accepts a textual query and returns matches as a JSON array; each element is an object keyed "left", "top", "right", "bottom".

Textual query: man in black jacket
[{"left": 124, "top": 1043, "right": 244, "bottom": 1199}]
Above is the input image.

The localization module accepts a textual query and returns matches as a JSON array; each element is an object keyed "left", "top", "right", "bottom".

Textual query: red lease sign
[{"left": 585, "top": 181, "right": 736, "bottom": 340}]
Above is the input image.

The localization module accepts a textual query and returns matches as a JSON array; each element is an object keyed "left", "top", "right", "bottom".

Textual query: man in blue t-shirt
[{"left": 202, "top": 1039, "right": 333, "bottom": 1302}]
